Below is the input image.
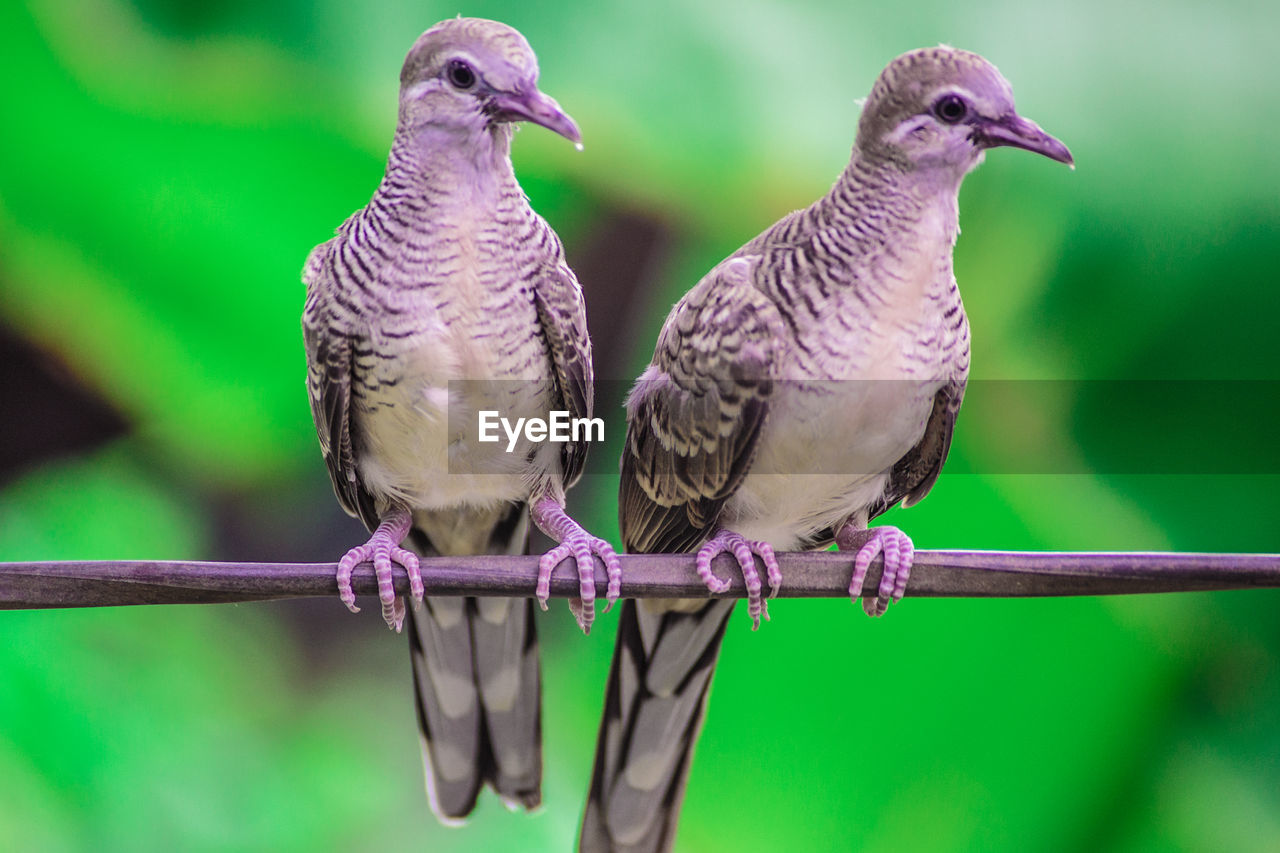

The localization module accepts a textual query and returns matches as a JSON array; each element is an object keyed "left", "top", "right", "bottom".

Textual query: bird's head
[
  {"left": 856, "top": 46, "right": 1072, "bottom": 178},
  {"left": 396, "top": 18, "right": 580, "bottom": 148}
]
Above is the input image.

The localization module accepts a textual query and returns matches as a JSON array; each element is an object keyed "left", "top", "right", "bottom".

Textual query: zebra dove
[
  {"left": 302, "top": 18, "right": 620, "bottom": 822},
  {"left": 582, "top": 46, "right": 1072, "bottom": 851}
]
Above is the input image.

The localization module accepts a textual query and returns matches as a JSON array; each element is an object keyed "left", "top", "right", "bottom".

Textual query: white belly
[{"left": 726, "top": 370, "right": 942, "bottom": 550}]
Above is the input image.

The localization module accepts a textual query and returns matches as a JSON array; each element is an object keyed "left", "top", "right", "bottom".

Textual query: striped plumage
[
  {"left": 302, "top": 18, "right": 617, "bottom": 823},
  {"left": 583, "top": 46, "right": 1072, "bottom": 852}
]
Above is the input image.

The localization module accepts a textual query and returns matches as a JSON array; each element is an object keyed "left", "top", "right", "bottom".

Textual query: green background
[{"left": 2, "top": 0, "right": 1279, "bottom": 850}]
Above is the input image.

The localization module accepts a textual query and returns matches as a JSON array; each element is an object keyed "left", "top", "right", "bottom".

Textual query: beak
[
  {"left": 975, "top": 113, "right": 1073, "bottom": 167},
  {"left": 489, "top": 88, "right": 581, "bottom": 145}
]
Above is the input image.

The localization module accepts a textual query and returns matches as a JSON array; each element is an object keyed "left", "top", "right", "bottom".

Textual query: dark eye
[
  {"left": 933, "top": 94, "right": 968, "bottom": 124},
  {"left": 446, "top": 59, "right": 477, "bottom": 91}
]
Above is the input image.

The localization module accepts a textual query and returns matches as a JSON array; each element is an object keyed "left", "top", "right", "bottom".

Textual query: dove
[
  {"left": 581, "top": 46, "right": 1072, "bottom": 851},
  {"left": 302, "top": 17, "right": 619, "bottom": 821}
]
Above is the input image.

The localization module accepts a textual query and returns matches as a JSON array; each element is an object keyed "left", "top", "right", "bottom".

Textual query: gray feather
[
  {"left": 619, "top": 259, "right": 784, "bottom": 555},
  {"left": 581, "top": 599, "right": 734, "bottom": 853},
  {"left": 532, "top": 263, "right": 595, "bottom": 488}
]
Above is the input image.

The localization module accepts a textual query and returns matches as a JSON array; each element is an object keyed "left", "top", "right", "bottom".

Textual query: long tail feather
[
  {"left": 581, "top": 599, "right": 735, "bottom": 852},
  {"left": 406, "top": 504, "right": 541, "bottom": 821}
]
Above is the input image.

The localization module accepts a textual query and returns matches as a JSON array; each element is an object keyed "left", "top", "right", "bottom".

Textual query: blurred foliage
[{"left": 2, "top": 0, "right": 1279, "bottom": 850}]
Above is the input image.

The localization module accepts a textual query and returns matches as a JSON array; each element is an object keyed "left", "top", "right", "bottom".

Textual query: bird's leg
[
  {"left": 836, "top": 524, "right": 914, "bottom": 617},
  {"left": 531, "top": 496, "right": 621, "bottom": 635},
  {"left": 336, "top": 505, "right": 424, "bottom": 632},
  {"left": 695, "top": 529, "right": 781, "bottom": 630}
]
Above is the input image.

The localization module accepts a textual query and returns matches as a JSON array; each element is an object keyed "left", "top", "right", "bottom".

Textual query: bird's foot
[
  {"left": 695, "top": 529, "right": 781, "bottom": 630},
  {"left": 837, "top": 525, "right": 913, "bottom": 617},
  {"left": 335, "top": 507, "right": 422, "bottom": 632},
  {"left": 532, "top": 498, "right": 621, "bottom": 635}
]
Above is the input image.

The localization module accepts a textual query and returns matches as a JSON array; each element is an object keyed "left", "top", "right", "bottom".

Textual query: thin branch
[{"left": 2, "top": 551, "right": 1279, "bottom": 610}]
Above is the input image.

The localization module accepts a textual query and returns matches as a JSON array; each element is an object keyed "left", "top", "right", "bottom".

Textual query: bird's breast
[
  {"left": 351, "top": 235, "right": 556, "bottom": 511},
  {"left": 730, "top": 207, "right": 967, "bottom": 547}
]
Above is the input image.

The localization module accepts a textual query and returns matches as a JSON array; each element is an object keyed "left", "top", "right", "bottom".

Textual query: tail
[
  {"left": 580, "top": 598, "right": 736, "bottom": 852},
  {"left": 405, "top": 503, "right": 542, "bottom": 821}
]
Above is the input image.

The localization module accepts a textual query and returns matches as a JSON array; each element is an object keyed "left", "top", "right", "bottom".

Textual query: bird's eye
[
  {"left": 933, "top": 94, "right": 968, "bottom": 124},
  {"left": 446, "top": 59, "right": 477, "bottom": 91}
]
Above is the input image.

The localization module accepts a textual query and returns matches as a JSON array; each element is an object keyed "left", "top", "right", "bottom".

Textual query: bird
[
  {"left": 301, "top": 17, "right": 620, "bottom": 823},
  {"left": 581, "top": 46, "right": 1073, "bottom": 851}
]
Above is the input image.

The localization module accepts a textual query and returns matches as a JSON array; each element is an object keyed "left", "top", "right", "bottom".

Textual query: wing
[
  {"left": 870, "top": 378, "right": 966, "bottom": 519},
  {"left": 530, "top": 255, "right": 593, "bottom": 490},
  {"left": 620, "top": 257, "right": 785, "bottom": 555},
  {"left": 302, "top": 243, "right": 378, "bottom": 531}
]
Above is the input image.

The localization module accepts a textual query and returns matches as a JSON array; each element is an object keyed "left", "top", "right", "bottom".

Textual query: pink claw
[
  {"left": 695, "top": 529, "right": 780, "bottom": 630},
  {"left": 532, "top": 498, "right": 622, "bottom": 635},
  {"left": 335, "top": 507, "right": 422, "bottom": 632},
  {"left": 536, "top": 533, "right": 620, "bottom": 635},
  {"left": 839, "top": 525, "right": 914, "bottom": 617}
]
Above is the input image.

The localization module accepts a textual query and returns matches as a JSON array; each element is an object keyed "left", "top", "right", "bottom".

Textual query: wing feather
[
  {"left": 870, "top": 379, "right": 965, "bottom": 520},
  {"left": 619, "top": 257, "right": 784, "bottom": 555},
  {"left": 531, "top": 259, "right": 594, "bottom": 489},
  {"left": 302, "top": 243, "right": 378, "bottom": 530}
]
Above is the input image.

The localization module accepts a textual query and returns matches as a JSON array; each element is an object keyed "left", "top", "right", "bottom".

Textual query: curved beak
[
  {"left": 975, "top": 113, "right": 1073, "bottom": 167},
  {"left": 489, "top": 88, "right": 581, "bottom": 145}
]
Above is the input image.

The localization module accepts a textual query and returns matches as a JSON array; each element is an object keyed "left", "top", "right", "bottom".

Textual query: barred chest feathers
[{"left": 351, "top": 234, "right": 558, "bottom": 512}]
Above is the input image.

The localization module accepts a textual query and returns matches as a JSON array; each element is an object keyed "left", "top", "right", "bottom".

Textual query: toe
[
  {"left": 602, "top": 550, "right": 622, "bottom": 610},
  {"left": 573, "top": 547, "right": 597, "bottom": 635},
  {"left": 591, "top": 538, "right": 622, "bottom": 603},
  {"left": 695, "top": 546, "right": 733, "bottom": 594},
  {"left": 760, "top": 543, "right": 781, "bottom": 599},
  {"left": 849, "top": 542, "right": 879, "bottom": 604},
  {"left": 537, "top": 545, "right": 571, "bottom": 610},
  {"left": 336, "top": 545, "right": 370, "bottom": 614},
  {"left": 569, "top": 596, "right": 592, "bottom": 635},
  {"left": 383, "top": 595, "right": 406, "bottom": 632},
  {"left": 397, "top": 548, "right": 424, "bottom": 600}
]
